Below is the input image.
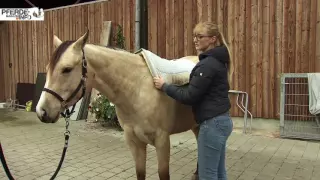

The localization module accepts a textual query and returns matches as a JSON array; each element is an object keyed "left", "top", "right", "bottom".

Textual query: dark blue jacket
[{"left": 162, "top": 45, "right": 231, "bottom": 124}]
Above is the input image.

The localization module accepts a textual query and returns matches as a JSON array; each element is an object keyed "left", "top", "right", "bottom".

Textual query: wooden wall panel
[
  {"left": 0, "top": 0, "right": 135, "bottom": 103},
  {"left": 147, "top": 0, "right": 320, "bottom": 119}
]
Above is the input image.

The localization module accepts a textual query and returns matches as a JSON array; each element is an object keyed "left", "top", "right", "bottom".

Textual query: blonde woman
[{"left": 154, "top": 21, "right": 233, "bottom": 180}]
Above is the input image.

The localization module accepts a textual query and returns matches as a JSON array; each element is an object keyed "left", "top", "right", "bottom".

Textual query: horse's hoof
[{"left": 191, "top": 174, "right": 199, "bottom": 180}]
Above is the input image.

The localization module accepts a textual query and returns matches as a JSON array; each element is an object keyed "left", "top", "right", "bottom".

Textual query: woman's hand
[{"left": 153, "top": 76, "right": 165, "bottom": 90}]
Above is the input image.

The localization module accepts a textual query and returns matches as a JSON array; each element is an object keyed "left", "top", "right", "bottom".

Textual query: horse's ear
[
  {"left": 73, "top": 29, "right": 89, "bottom": 51},
  {"left": 53, "top": 35, "right": 62, "bottom": 49}
]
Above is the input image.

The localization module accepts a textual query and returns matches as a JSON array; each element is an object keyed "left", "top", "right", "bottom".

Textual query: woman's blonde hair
[{"left": 193, "top": 21, "right": 234, "bottom": 86}]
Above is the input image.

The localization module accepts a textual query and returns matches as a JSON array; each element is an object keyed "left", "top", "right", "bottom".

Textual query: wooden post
[
  {"left": 316, "top": 0, "right": 320, "bottom": 72},
  {"left": 100, "top": 21, "right": 112, "bottom": 46}
]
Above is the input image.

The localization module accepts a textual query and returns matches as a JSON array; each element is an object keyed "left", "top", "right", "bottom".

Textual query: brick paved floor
[{"left": 0, "top": 109, "right": 320, "bottom": 180}]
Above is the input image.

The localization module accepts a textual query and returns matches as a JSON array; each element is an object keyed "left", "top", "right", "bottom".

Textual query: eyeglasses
[{"left": 193, "top": 34, "right": 212, "bottom": 40}]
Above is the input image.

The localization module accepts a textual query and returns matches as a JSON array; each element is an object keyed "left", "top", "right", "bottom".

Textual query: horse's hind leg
[
  {"left": 124, "top": 127, "right": 147, "bottom": 180},
  {"left": 155, "top": 132, "right": 170, "bottom": 180},
  {"left": 191, "top": 125, "right": 199, "bottom": 180}
]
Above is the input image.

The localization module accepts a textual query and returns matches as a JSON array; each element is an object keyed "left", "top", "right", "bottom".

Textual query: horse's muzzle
[{"left": 37, "top": 108, "right": 57, "bottom": 123}]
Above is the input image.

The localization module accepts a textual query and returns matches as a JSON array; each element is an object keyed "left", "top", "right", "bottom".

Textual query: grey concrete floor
[{"left": 0, "top": 109, "right": 319, "bottom": 180}]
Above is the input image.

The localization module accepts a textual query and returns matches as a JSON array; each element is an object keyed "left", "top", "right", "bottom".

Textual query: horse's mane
[
  {"left": 48, "top": 40, "right": 131, "bottom": 74},
  {"left": 97, "top": 44, "right": 134, "bottom": 55},
  {"left": 94, "top": 43, "right": 139, "bottom": 59},
  {"left": 101, "top": 45, "right": 128, "bottom": 52}
]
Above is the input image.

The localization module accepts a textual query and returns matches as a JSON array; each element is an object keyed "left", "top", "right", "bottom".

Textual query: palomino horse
[{"left": 36, "top": 30, "right": 200, "bottom": 180}]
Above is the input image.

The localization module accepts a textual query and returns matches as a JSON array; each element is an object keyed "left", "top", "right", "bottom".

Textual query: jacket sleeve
[{"left": 161, "top": 62, "right": 217, "bottom": 105}]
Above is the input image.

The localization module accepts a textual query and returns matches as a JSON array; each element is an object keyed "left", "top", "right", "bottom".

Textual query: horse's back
[
  {"left": 141, "top": 56, "right": 197, "bottom": 134},
  {"left": 118, "top": 54, "right": 197, "bottom": 135},
  {"left": 184, "top": 56, "right": 199, "bottom": 64}
]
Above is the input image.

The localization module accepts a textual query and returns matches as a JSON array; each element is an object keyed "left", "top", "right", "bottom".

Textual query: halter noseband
[{"left": 43, "top": 49, "right": 88, "bottom": 118}]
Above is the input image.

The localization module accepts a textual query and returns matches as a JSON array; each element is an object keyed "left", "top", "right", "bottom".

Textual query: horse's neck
[{"left": 84, "top": 44, "right": 145, "bottom": 104}]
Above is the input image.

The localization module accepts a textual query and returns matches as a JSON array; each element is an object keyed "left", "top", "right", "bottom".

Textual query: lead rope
[
  {"left": 0, "top": 143, "right": 14, "bottom": 180},
  {"left": 50, "top": 112, "right": 71, "bottom": 180},
  {"left": 0, "top": 109, "right": 72, "bottom": 180}
]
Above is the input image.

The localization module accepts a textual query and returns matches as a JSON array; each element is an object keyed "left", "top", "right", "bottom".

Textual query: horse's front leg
[
  {"left": 155, "top": 131, "right": 171, "bottom": 180},
  {"left": 124, "top": 126, "right": 147, "bottom": 180},
  {"left": 191, "top": 125, "right": 199, "bottom": 180}
]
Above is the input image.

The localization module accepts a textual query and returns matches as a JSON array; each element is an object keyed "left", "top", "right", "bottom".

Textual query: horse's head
[{"left": 36, "top": 31, "right": 89, "bottom": 123}]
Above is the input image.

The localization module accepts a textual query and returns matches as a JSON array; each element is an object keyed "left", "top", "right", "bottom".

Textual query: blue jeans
[{"left": 198, "top": 112, "right": 233, "bottom": 180}]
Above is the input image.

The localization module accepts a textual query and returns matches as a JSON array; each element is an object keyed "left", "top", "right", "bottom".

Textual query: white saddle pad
[{"left": 136, "top": 48, "right": 198, "bottom": 86}]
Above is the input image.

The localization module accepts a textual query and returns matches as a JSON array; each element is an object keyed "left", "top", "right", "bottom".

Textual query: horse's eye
[{"left": 62, "top": 67, "right": 72, "bottom": 74}]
